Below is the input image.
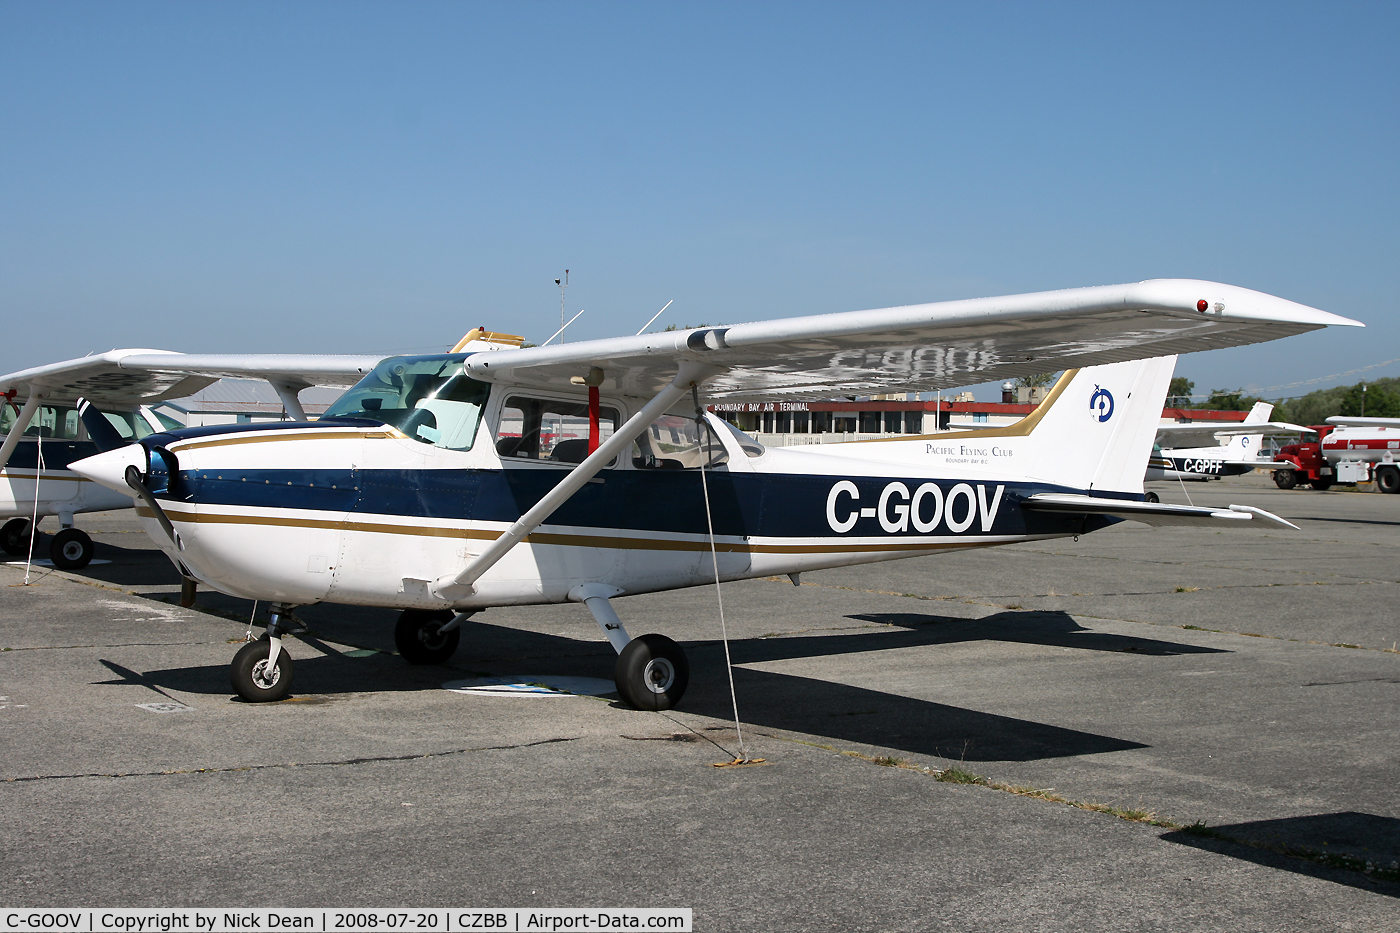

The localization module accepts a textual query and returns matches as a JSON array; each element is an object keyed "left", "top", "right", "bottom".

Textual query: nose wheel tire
[
  {"left": 395, "top": 609, "right": 461, "bottom": 664},
  {"left": 615, "top": 633, "right": 690, "bottom": 711},
  {"left": 1, "top": 518, "right": 36, "bottom": 557},
  {"left": 231, "top": 637, "right": 293, "bottom": 702},
  {"left": 49, "top": 529, "right": 94, "bottom": 570}
]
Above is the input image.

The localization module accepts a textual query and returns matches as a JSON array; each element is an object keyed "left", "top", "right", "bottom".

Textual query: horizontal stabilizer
[{"left": 1023, "top": 494, "right": 1299, "bottom": 530}]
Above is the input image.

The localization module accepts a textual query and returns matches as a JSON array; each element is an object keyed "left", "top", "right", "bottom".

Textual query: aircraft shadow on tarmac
[
  {"left": 837, "top": 610, "right": 1229, "bottom": 658},
  {"left": 1162, "top": 812, "right": 1400, "bottom": 897},
  {"left": 94, "top": 611, "right": 1154, "bottom": 764}
]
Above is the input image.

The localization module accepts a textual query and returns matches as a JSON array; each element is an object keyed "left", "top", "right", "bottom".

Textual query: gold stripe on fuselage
[
  {"left": 168, "top": 429, "right": 401, "bottom": 453},
  {"left": 134, "top": 506, "right": 996, "bottom": 556}
]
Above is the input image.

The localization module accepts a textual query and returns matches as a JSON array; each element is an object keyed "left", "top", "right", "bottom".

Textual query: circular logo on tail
[{"left": 1089, "top": 386, "right": 1114, "bottom": 422}]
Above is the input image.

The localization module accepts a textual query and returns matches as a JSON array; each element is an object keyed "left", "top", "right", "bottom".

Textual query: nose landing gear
[{"left": 229, "top": 603, "right": 300, "bottom": 702}]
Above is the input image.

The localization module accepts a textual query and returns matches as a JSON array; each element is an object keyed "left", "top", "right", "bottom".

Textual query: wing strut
[
  {"left": 269, "top": 380, "right": 309, "bottom": 422},
  {"left": 0, "top": 387, "right": 44, "bottom": 472},
  {"left": 429, "top": 360, "right": 722, "bottom": 602}
]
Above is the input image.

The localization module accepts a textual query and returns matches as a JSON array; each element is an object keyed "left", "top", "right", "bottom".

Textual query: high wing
[
  {"left": 463, "top": 279, "right": 1360, "bottom": 400},
  {"left": 1023, "top": 494, "right": 1299, "bottom": 530},
  {"left": 0, "top": 349, "right": 386, "bottom": 409},
  {"left": 1155, "top": 421, "right": 1309, "bottom": 448}
]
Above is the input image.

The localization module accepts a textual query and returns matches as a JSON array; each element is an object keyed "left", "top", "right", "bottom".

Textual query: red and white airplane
[{"left": 30, "top": 279, "right": 1357, "bottom": 709}]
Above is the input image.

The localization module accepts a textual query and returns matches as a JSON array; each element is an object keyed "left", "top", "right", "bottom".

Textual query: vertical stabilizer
[{"left": 1011, "top": 356, "right": 1177, "bottom": 494}]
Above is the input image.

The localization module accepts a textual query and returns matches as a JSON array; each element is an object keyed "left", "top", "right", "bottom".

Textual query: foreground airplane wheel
[
  {"left": 49, "top": 529, "right": 94, "bottom": 570},
  {"left": 615, "top": 633, "right": 689, "bottom": 711},
  {"left": 395, "top": 609, "right": 460, "bottom": 664},
  {"left": 1, "top": 518, "right": 35, "bottom": 557},
  {"left": 1143, "top": 492, "right": 1160, "bottom": 503},
  {"left": 230, "top": 637, "right": 293, "bottom": 702},
  {"left": 1273, "top": 470, "right": 1297, "bottom": 490}
]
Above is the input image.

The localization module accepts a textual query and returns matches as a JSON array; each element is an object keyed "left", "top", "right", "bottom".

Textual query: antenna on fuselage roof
[{"left": 635, "top": 299, "right": 674, "bottom": 335}]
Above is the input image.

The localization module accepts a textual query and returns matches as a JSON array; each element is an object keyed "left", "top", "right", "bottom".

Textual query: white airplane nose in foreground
[{"left": 69, "top": 444, "right": 147, "bottom": 496}]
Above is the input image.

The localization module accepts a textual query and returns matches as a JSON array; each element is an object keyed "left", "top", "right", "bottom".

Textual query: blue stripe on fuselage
[{"left": 164, "top": 465, "right": 1108, "bottom": 540}]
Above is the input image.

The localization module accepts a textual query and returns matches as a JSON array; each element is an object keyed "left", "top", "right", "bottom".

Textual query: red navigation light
[{"left": 1197, "top": 299, "right": 1209, "bottom": 312}]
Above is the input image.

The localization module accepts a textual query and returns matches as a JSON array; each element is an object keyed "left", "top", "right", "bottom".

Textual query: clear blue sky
[{"left": 2, "top": 1, "right": 1395, "bottom": 401}]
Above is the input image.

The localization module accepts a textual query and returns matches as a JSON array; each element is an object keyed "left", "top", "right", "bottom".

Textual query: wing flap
[{"left": 1023, "top": 493, "right": 1299, "bottom": 530}]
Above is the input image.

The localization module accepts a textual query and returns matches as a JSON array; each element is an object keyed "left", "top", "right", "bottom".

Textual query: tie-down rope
[
  {"left": 693, "top": 385, "right": 754, "bottom": 764},
  {"left": 23, "top": 427, "right": 43, "bottom": 585}
]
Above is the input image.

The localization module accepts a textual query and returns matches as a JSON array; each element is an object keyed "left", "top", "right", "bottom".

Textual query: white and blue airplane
[
  {"left": 1145, "top": 401, "right": 1310, "bottom": 486},
  {"left": 48, "top": 279, "right": 1356, "bottom": 709}
]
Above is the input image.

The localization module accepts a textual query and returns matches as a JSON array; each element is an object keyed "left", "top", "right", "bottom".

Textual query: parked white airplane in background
[
  {"left": 0, "top": 353, "right": 382, "bottom": 569},
  {"left": 42, "top": 280, "right": 1358, "bottom": 710},
  {"left": 1145, "top": 401, "right": 1308, "bottom": 489}
]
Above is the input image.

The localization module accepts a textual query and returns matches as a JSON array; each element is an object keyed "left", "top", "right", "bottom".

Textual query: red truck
[{"left": 1272, "top": 418, "right": 1400, "bottom": 493}]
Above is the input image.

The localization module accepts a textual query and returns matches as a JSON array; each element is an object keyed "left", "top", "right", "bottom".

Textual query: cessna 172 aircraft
[
  {"left": 1145, "top": 401, "right": 1308, "bottom": 486},
  {"left": 45, "top": 279, "right": 1357, "bottom": 710}
]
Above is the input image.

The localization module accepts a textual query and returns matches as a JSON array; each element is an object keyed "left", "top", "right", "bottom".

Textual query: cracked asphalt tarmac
[{"left": 2, "top": 473, "right": 1397, "bottom": 931}]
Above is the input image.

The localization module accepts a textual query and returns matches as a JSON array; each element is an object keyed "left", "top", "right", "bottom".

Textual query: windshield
[{"left": 321, "top": 354, "right": 491, "bottom": 451}]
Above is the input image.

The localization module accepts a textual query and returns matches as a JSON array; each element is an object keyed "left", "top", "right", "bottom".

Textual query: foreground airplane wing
[
  {"left": 464, "top": 279, "right": 1359, "bottom": 399},
  {"left": 1023, "top": 494, "right": 1299, "bottom": 530}
]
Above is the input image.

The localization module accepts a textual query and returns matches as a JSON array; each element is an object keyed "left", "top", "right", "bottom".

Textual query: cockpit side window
[
  {"left": 497, "top": 396, "right": 620, "bottom": 465},
  {"left": 321, "top": 355, "right": 491, "bottom": 451}
]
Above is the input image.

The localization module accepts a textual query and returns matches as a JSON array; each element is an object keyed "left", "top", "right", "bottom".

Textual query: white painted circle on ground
[{"left": 442, "top": 676, "right": 616, "bottom": 698}]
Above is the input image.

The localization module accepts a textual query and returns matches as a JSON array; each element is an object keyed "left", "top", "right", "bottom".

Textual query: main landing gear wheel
[
  {"left": 231, "top": 636, "right": 293, "bottom": 702},
  {"left": 1377, "top": 466, "right": 1400, "bottom": 494},
  {"left": 1273, "top": 469, "right": 1298, "bottom": 490},
  {"left": 1143, "top": 492, "right": 1160, "bottom": 503},
  {"left": 615, "top": 633, "right": 690, "bottom": 711},
  {"left": 395, "top": 609, "right": 460, "bottom": 664},
  {"left": 49, "top": 529, "right": 94, "bottom": 570},
  {"left": 1, "top": 518, "right": 36, "bottom": 557}
]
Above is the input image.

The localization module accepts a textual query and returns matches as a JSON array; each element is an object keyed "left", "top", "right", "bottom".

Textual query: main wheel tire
[
  {"left": 1377, "top": 466, "right": 1400, "bottom": 494},
  {"left": 615, "top": 633, "right": 690, "bottom": 711},
  {"left": 1273, "top": 470, "right": 1297, "bottom": 490},
  {"left": 395, "top": 609, "right": 460, "bottom": 664},
  {"left": 1143, "top": 491, "right": 1160, "bottom": 503},
  {"left": 1, "top": 518, "right": 35, "bottom": 557},
  {"left": 1310, "top": 478, "right": 1334, "bottom": 491},
  {"left": 230, "top": 637, "right": 293, "bottom": 702},
  {"left": 49, "top": 529, "right": 94, "bottom": 570}
]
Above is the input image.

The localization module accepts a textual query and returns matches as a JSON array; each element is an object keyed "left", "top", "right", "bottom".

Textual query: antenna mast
[{"left": 554, "top": 270, "right": 569, "bottom": 344}]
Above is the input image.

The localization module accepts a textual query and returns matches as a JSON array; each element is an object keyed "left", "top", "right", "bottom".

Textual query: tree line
[{"left": 1168, "top": 376, "right": 1400, "bottom": 425}]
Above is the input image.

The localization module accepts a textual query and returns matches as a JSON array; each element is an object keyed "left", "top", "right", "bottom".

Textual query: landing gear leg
[
  {"left": 570, "top": 583, "right": 690, "bottom": 711},
  {"left": 229, "top": 603, "right": 297, "bottom": 702}
]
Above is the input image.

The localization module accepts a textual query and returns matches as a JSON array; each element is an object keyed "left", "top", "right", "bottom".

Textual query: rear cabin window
[{"left": 631, "top": 414, "right": 730, "bottom": 470}]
